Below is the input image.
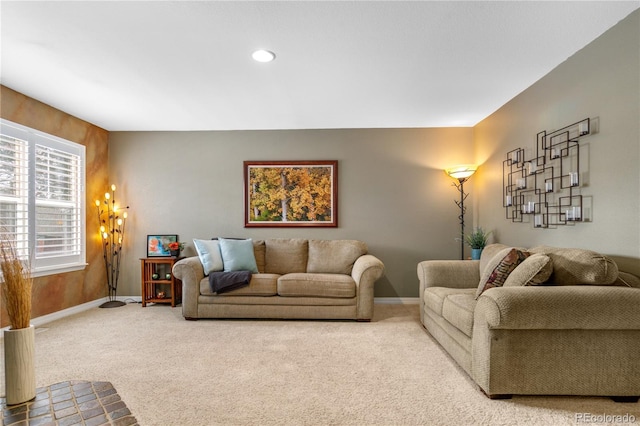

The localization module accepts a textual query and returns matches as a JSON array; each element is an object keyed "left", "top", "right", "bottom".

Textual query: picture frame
[
  {"left": 244, "top": 160, "right": 338, "bottom": 228},
  {"left": 147, "top": 234, "right": 178, "bottom": 257}
]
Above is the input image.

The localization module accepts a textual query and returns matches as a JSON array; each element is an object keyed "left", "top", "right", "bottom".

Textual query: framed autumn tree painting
[{"left": 244, "top": 160, "right": 338, "bottom": 227}]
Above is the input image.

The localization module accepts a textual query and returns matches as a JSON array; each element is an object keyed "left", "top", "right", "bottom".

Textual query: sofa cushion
[
  {"left": 477, "top": 248, "right": 530, "bottom": 298},
  {"left": 442, "top": 293, "right": 477, "bottom": 338},
  {"left": 528, "top": 246, "right": 619, "bottom": 285},
  {"left": 277, "top": 273, "right": 356, "bottom": 298},
  {"left": 193, "top": 239, "right": 224, "bottom": 275},
  {"left": 265, "top": 239, "right": 308, "bottom": 274},
  {"left": 200, "top": 273, "right": 278, "bottom": 296},
  {"left": 423, "top": 287, "right": 476, "bottom": 316},
  {"left": 219, "top": 238, "right": 259, "bottom": 273},
  {"left": 307, "top": 239, "right": 367, "bottom": 275},
  {"left": 504, "top": 253, "right": 553, "bottom": 287}
]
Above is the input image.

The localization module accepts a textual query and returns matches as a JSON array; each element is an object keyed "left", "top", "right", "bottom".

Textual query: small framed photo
[{"left": 147, "top": 235, "right": 178, "bottom": 257}]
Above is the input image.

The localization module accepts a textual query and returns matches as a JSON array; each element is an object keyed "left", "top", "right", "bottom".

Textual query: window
[{"left": 0, "top": 118, "right": 86, "bottom": 276}]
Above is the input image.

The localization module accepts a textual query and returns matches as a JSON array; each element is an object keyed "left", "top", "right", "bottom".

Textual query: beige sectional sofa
[
  {"left": 173, "top": 238, "right": 384, "bottom": 321},
  {"left": 417, "top": 243, "right": 640, "bottom": 400}
]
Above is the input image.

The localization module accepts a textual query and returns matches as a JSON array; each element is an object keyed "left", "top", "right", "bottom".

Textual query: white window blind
[{"left": 0, "top": 119, "right": 86, "bottom": 275}]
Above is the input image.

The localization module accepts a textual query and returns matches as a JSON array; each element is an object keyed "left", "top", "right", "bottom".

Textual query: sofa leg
[
  {"left": 488, "top": 394, "right": 512, "bottom": 400},
  {"left": 184, "top": 317, "right": 199, "bottom": 321},
  {"left": 480, "top": 389, "right": 512, "bottom": 400},
  {"left": 611, "top": 396, "right": 639, "bottom": 403}
]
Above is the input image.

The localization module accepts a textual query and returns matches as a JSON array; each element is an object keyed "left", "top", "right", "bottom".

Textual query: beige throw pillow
[
  {"left": 529, "top": 246, "right": 619, "bottom": 285},
  {"left": 503, "top": 253, "right": 553, "bottom": 287}
]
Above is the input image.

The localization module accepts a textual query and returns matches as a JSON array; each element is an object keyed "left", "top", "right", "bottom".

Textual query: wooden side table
[{"left": 140, "top": 257, "right": 183, "bottom": 307}]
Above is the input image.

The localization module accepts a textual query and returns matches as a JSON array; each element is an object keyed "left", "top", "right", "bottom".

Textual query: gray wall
[
  {"left": 474, "top": 9, "right": 640, "bottom": 275},
  {"left": 109, "top": 127, "right": 475, "bottom": 298},
  {"left": 109, "top": 10, "right": 640, "bottom": 299}
]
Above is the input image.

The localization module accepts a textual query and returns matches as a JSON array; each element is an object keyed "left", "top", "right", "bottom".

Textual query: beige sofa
[
  {"left": 417, "top": 243, "right": 640, "bottom": 400},
  {"left": 173, "top": 238, "right": 384, "bottom": 321}
]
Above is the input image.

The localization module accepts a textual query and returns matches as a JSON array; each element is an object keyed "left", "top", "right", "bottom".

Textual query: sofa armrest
[
  {"left": 417, "top": 260, "right": 480, "bottom": 290},
  {"left": 476, "top": 286, "right": 640, "bottom": 330},
  {"left": 172, "top": 256, "right": 205, "bottom": 319},
  {"left": 352, "top": 254, "right": 385, "bottom": 320}
]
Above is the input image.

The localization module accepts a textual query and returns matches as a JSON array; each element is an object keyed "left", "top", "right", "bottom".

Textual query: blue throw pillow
[
  {"left": 219, "top": 238, "right": 258, "bottom": 273},
  {"left": 193, "top": 239, "right": 224, "bottom": 275}
]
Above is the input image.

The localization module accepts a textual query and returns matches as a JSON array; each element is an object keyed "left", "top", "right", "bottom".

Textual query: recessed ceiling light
[{"left": 252, "top": 49, "right": 276, "bottom": 63}]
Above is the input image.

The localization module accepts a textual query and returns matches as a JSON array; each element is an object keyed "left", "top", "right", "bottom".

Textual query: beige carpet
[{"left": 1, "top": 303, "right": 638, "bottom": 425}]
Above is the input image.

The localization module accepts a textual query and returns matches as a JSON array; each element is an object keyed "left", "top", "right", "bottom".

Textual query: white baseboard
[
  {"left": 2, "top": 296, "right": 412, "bottom": 333},
  {"left": 1, "top": 296, "right": 142, "bottom": 333},
  {"left": 374, "top": 297, "right": 420, "bottom": 304}
]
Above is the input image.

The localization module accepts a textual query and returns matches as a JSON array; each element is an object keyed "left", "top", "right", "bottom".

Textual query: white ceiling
[{"left": 2, "top": 1, "right": 639, "bottom": 131}]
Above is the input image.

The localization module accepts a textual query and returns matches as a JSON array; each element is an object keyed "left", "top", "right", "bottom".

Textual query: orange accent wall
[{"left": 0, "top": 85, "right": 109, "bottom": 327}]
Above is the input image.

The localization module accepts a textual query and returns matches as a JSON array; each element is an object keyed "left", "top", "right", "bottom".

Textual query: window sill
[{"left": 32, "top": 263, "right": 88, "bottom": 278}]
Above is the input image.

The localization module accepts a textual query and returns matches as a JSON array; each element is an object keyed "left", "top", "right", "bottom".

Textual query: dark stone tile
[
  {"left": 75, "top": 393, "right": 97, "bottom": 404},
  {"left": 52, "top": 399, "right": 75, "bottom": 411},
  {"left": 104, "top": 401, "right": 126, "bottom": 415},
  {"left": 51, "top": 386, "right": 72, "bottom": 398},
  {"left": 72, "top": 386, "right": 94, "bottom": 398},
  {"left": 97, "top": 388, "right": 117, "bottom": 399},
  {"left": 85, "top": 413, "right": 109, "bottom": 426},
  {"left": 78, "top": 399, "right": 100, "bottom": 411},
  {"left": 51, "top": 393, "right": 73, "bottom": 404},
  {"left": 81, "top": 406, "right": 105, "bottom": 421},
  {"left": 57, "top": 413, "right": 83, "bottom": 426},
  {"left": 112, "top": 416, "right": 138, "bottom": 426},
  {"left": 2, "top": 381, "right": 136, "bottom": 426},
  {"left": 109, "top": 407, "right": 132, "bottom": 421},
  {"left": 100, "top": 393, "right": 121, "bottom": 406},
  {"left": 50, "top": 382, "right": 71, "bottom": 391},
  {"left": 2, "top": 410, "right": 27, "bottom": 424},
  {"left": 71, "top": 381, "right": 91, "bottom": 390},
  {"left": 28, "top": 404, "right": 51, "bottom": 418},
  {"left": 54, "top": 406, "right": 78, "bottom": 419},
  {"left": 29, "top": 398, "right": 52, "bottom": 409},
  {"left": 27, "top": 414, "right": 54, "bottom": 425},
  {"left": 5, "top": 403, "right": 28, "bottom": 415},
  {"left": 93, "top": 382, "right": 113, "bottom": 392}
]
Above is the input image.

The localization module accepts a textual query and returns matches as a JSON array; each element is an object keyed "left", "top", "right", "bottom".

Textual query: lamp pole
[
  {"left": 445, "top": 165, "right": 477, "bottom": 260},
  {"left": 452, "top": 177, "right": 469, "bottom": 260}
]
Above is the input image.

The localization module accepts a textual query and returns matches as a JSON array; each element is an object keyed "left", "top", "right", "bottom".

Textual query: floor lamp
[
  {"left": 445, "top": 165, "right": 477, "bottom": 260},
  {"left": 96, "top": 184, "right": 130, "bottom": 308}
]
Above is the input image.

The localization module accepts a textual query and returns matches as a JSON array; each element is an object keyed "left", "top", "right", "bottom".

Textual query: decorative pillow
[
  {"left": 219, "top": 238, "right": 259, "bottom": 273},
  {"left": 476, "top": 248, "right": 531, "bottom": 298},
  {"left": 479, "top": 244, "right": 512, "bottom": 273},
  {"left": 193, "top": 239, "right": 224, "bottom": 275},
  {"left": 503, "top": 254, "right": 553, "bottom": 287},
  {"left": 528, "top": 246, "right": 619, "bottom": 285}
]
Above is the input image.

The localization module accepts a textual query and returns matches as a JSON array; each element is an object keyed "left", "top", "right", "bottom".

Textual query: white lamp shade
[{"left": 445, "top": 164, "right": 478, "bottom": 180}]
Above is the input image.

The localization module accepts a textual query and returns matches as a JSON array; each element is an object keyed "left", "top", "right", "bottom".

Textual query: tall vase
[{"left": 4, "top": 325, "right": 36, "bottom": 405}]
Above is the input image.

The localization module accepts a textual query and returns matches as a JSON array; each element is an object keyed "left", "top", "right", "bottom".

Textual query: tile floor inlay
[{"left": 1, "top": 380, "right": 138, "bottom": 426}]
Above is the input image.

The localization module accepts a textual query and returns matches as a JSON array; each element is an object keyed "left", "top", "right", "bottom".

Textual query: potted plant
[
  {"left": 1, "top": 237, "right": 36, "bottom": 405},
  {"left": 463, "top": 227, "right": 492, "bottom": 260},
  {"left": 164, "top": 241, "right": 185, "bottom": 257}
]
